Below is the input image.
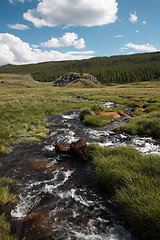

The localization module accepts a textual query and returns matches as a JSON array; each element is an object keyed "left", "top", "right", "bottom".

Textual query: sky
[{"left": 0, "top": 0, "right": 160, "bottom": 65}]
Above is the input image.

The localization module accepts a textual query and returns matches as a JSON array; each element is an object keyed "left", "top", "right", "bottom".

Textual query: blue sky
[{"left": 0, "top": 0, "right": 160, "bottom": 65}]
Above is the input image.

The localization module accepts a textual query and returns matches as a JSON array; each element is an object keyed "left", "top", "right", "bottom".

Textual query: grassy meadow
[{"left": 0, "top": 74, "right": 160, "bottom": 239}]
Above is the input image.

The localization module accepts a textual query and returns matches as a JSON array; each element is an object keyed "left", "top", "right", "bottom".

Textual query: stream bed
[{"left": 1, "top": 98, "right": 160, "bottom": 240}]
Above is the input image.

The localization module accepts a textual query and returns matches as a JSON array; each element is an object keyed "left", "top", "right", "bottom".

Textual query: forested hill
[{"left": 1, "top": 52, "right": 160, "bottom": 85}]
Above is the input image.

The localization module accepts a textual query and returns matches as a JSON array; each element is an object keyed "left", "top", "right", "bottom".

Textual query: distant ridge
[{"left": 0, "top": 52, "right": 160, "bottom": 84}]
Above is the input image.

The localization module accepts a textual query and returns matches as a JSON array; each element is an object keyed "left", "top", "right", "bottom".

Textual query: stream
[{"left": 1, "top": 96, "right": 160, "bottom": 240}]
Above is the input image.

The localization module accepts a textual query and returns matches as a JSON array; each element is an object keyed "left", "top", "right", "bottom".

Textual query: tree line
[{"left": 0, "top": 52, "right": 160, "bottom": 84}]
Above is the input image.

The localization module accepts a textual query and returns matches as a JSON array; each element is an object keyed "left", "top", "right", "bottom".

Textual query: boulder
[{"left": 69, "top": 139, "right": 88, "bottom": 161}]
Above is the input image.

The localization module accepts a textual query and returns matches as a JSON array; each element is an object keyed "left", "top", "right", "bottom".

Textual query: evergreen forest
[{"left": 0, "top": 52, "right": 160, "bottom": 84}]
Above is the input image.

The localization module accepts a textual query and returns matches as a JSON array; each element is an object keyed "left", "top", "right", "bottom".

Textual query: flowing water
[{"left": 1, "top": 97, "right": 160, "bottom": 240}]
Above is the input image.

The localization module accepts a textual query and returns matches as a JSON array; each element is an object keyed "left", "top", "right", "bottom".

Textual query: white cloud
[
  {"left": 120, "top": 47, "right": 127, "bottom": 52},
  {"left": 135, "top": 30, "right": 139, "bottom": 33},
  {"left": 124, "top": 42, "right": 159, "bottom": 52},
  {"left": 23, "top": 0, "right": 118, "bottom": 28},
  {"left": 0, "top": 33, "right": 94, "bottom": 65},
  {"left": 41, "top": 32, "right": 85, "bottom": 49},
  {"left": 114, "top": 35, "right": 123, "bottom": 38},
  {"left": 7, "top": 23, "right": 30, "bottom": 30},
  {"left": 142, "top": 21, "right": 147, "bottom": 25},
  {"left": 32, "top": 44, "right": 39, "bottom": 48},
  {"left": 129, "top": 12, "right": 138, "bottom": 23}
]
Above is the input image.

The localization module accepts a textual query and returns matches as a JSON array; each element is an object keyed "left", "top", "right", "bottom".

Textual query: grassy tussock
[
  {"left": 120, "top": 111, "right": 160, "bottom": 138},
  {"left": 89, "top": 143, "right": 160, "bottom": 239},
  {"left": 80, "top": 105, "right": 114, "bottom": 127},
  {"left": 83, "top": 114, "right": 113, "bottom": 127}
]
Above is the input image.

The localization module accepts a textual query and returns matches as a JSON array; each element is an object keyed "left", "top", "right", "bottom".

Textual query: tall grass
[{"left": 89, "top": 143, "right": 160, "bottom": 240}]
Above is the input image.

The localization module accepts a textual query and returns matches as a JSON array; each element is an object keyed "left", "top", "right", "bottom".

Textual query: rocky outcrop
[
  {"left": 54, "top": 72, "right": 101, "bottom": 87},
  {"left": 55, "top": 139, "right": 88, "bottom": 162}
]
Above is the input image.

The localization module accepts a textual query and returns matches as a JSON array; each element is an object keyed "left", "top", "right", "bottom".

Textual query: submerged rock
[
  {"left": 55, "top": 144, "right": 70, "bottom": 153},
  {"left": 113, "top": 127, "right": 121, "bottom": 133},
  {"left": 69, "top": 139, "right": 88, "bottom": 161},
  {"left": 55, "top": 139, "right": 89, "bottom": 162}
]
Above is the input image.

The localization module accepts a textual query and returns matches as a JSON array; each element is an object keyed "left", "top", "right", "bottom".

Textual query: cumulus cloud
[
  {"left": 129, "top": 12, "right": 138, "bottom": 23},
  {"left": 7, "top": 23, "right": 30, "bottom": 30},
  {"left": 124, "top": 42, "right": 159, "bottom": 52},
  {"left": 23, "top": 0, "right": 118, "bottom": 28},
  {"left": 0, "top": 33, "right": 94, "bottom": 65},
  {"left": 41, "top": 32, "right": 85, "bottom": 49}
]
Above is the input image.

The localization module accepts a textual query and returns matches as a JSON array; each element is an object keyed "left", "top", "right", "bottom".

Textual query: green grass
[
  {"left": 79, "top": 105, "right": 113, "bottom": 127},
  {"left": 83, "top": 114, "right": 113, "bottom": 127},
  {"left": 74, "top": 82, "right": 160, "bottom": 138},
  {"left": 0, "top": 214, "right": 17, "bottom": 240},
  {"left": 0, "top": 178, "right": 17, "bottom": 206},
  {"left": 89, "top": 143, "right": 160, "bottom": 240},
  {"left": 0, "top": 178, "right": 17, "bottom": 240},
  {"left": 0, "top": 84, "right": 97, "bottom": 152},
  {"left": 120, "top": 111, "right": 160, "bottom": 138}
]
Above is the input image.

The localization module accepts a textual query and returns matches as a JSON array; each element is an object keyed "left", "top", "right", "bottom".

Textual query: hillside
[
  {"left": 0, "top": 73, "right": 39, "bottom": 87},
  {"left": 0, "top": 52, "right": 160, "bottom": 84}
]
